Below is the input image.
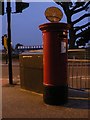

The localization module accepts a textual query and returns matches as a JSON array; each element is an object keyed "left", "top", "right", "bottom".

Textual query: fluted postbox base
[{"left": 43, "top": 85, "right": 68, "bottom": 105}]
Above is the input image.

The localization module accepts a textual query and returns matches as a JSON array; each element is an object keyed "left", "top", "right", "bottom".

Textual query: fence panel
[{"left": 68, "top": 59, "right": 90, "bottom": 90}]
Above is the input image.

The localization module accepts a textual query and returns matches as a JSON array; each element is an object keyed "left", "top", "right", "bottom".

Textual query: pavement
[
  {"left": 0, "top": 60, "right": 90, "bottom": 119},
  {"left": 1, "top": 78, "right": 89, "bottom": 119}
]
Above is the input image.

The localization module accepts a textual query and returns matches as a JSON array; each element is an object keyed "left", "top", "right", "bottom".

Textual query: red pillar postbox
[{"left": 39, "top": 22, "right": 70, "bottom": 105}]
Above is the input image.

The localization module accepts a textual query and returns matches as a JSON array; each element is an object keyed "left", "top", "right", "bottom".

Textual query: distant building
[{"left": 17, "top": 45, "right": 43, "bottom": 51}]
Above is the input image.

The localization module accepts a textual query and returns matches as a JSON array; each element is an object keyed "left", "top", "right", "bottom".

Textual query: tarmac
[{"left": 1, "top": 79, "right": 90, "bottom": 119}]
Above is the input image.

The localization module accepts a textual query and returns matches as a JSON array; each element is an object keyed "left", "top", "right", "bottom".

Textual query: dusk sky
[{"left": 0, "top": 0, "right": 88, "bottom": 49}]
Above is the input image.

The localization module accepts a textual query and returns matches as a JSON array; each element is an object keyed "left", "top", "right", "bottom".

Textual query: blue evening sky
[{"left": 0, "top": 1, "right": 88, "bottom": 49}]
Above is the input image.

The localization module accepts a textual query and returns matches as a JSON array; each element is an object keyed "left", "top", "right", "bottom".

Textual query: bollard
[{"left": 39, "top": 23, "right": 70, "bottom": 105}]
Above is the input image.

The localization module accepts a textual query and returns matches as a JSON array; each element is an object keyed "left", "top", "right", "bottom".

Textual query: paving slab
[{"left": 2, "top": 82, "right": 89, "bottom": 119}]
